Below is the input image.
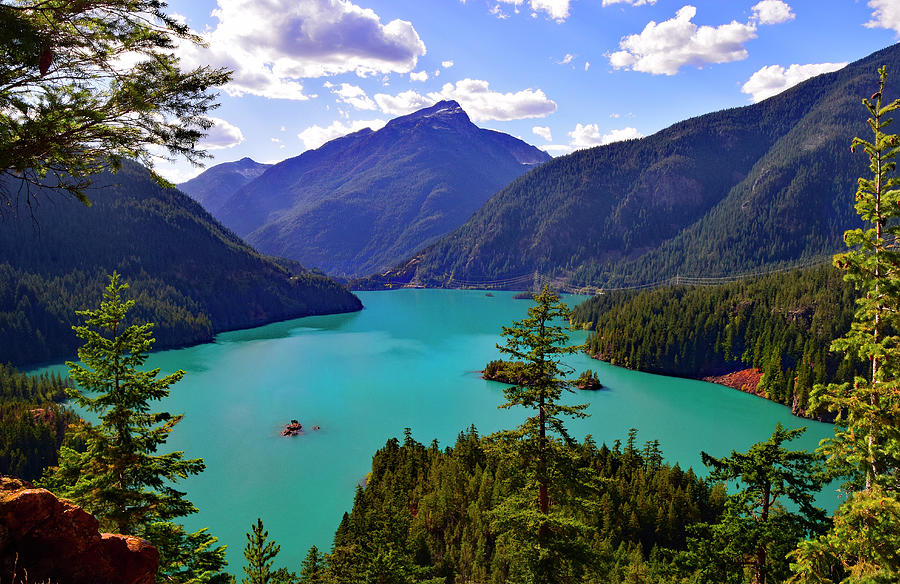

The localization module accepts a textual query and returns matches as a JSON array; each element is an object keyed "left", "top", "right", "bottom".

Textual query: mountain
[
  {"left": 367, "top": 44, "right": 900, "bottom": 289},
  {"left": 177, "top": 156, "right": 271, "bottom": 215},
  {"left": 213, "top": 101, "right": 551, "bottom": 277},
  {"left": 0, "top": 162, "right": 362, "bottom": 367}
]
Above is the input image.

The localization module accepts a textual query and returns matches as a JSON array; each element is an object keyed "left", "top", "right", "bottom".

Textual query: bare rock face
[{"left": 0, "top": 477, "right": 158, "bottom": 584}]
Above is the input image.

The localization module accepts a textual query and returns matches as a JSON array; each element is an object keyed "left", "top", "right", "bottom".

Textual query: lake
[{"left": 36, "top": 289, "right": 838, "bottom": 570}]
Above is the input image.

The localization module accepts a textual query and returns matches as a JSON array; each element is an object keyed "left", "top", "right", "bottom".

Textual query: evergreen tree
[
  {"left": 299, "top": 546, "right": 323, "bottom": 584},
  {"left": 491, "top": 285, "right": 591, "bottom": 583},
  {"left": 242, "top": 518, "right": 295, "bottom": 584},
  {"left": 39, "top": 273, "right": 228, "bottom": 582},
  {"left": 684, "top": 424, "right": 826, "bottom": 584},
  {"left": 792, "top": 65, "right": 900, "bottom": 584},
  {"left": 0, "top": 0, "right": 230, "bottom": 205}
]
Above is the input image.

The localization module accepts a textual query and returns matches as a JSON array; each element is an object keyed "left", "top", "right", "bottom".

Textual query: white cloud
[
  {"left": 530, "top": 0, "right": 571, "bottom": 21},
  {"left": 442, "top": 60, "right": 455, "bottom": 68},
  {"left": 584, "top": 61, "right": 590, "bottom": 71},
  {"left": 374, "top": 79, "right": 556, "bottom": 121},
  {"left": 199, "top": 117, "right": 244, "bottom": 149},
  {"left": 609, "top": 5, "right": 758, "bottom": 75},
  {"left": 558, "top": 53, "right": 575, "bottom": 65},
  {"left": 569, "top": 124, "right": 643, "bottom": 148},
  {"left": 374, "top": 90, "right": 434, "bottom": 116},
  {"left": 741, "top": 62, "right": 848, "bottom": 102},
  {"left": 602, "top": 0, "right": 657, "bottom": 6},
  {"left": 865, "top": 0, "right": 900, "bottom": 35},
  {"left": 751, "top": 0, "right": 794, "bottom": 25},
  {"left": 427, "top": 79, "right": 557, "bottom": 121},
  {"left": 490, "top": 5, "right": 510, "bottom": 19},
  {"left": 495, "top": 0, "right": 571, "bottom": 21},
  {"left": 542, "top": 144, "right": 576, "bottom": 155},
  {"left": 177, "top": 0, "right": 426, "bottom": 100},
  {"left": 332, "top": 83, "right": 378, "bottom": 110},
  {"left": 297, "top": 118, "right": 387, "bottom": 150},
  {"left": 410, "top": 70, "right": 429, "bottom": 82},
  {"left": 532, "top": 126, "right": 553, "bottom": 141}
]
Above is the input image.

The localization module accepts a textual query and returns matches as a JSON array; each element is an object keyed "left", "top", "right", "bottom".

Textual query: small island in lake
[
  {"left": 482, "top": 359, "right": 526, "bottom": 384},
  {"left": 282, "top": 420, "right": 303, "bottom": 436},
  {"left": 513, "top": 292, "right": 533, "bottom": 300},
  {"left": 575, "top": 369, "right": 604, "bottom": 390}
]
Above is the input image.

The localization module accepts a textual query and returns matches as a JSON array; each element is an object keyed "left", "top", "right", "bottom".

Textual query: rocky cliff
[{"left": 0, "top": 477, "right": 158, "bottom": 584}]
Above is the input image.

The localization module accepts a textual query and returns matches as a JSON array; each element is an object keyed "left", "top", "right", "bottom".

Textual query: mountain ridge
[
  {"left": 208, "top": 100, "right": 551, "bottom": 277},
  {"left": 360, "top": 44, "right": 900, "bottom": 289},
  {"left": 177, "top": 156, "right": 271, "bottom": 216},
  {"left": 0, "top": 162, "right": 362, "bottom": 367}
]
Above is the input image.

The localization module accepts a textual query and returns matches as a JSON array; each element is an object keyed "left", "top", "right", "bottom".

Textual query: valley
[{"left": 2, "top": 1, "right": 899, "bottom": 580}]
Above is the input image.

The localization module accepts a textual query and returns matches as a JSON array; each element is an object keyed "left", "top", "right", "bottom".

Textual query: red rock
[
  {"left": 0, "top": 477, "right": 158, "bottom": 584},
  {"left": 702, "top": 368, "right": 764, "bottom": 397}
]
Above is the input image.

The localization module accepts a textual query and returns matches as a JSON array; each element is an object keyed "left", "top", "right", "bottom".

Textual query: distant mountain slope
[
  {"left": 177, "top": 157, "right": 271, "bottom": 215},
  {"left": 372, "top": 44, "right": 900, "bottom": 289},
  {"left": 0, "top": 162, "right": 361, "bottom": 367},
  {"left": 214, "top": 101, "right": 551, "bottom": 277}
]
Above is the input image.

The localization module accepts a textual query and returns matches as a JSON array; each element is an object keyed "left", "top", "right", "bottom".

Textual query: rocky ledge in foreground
[{"left": 0, "top": 476, "right": 158, "bottom": 584}]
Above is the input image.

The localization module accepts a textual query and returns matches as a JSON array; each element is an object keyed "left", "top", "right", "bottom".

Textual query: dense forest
[
  {"left": 0, "top": 363, "right": 75, "bottom": 481},
  {"left": 570, "top": 264, "right": 863, "bottom": 416},
  {"left": 277, "top": 428, "right": 727, "bottom": 583},
  {"left": 359, "top": 44, "right": 900, "bottom": 291},
  {"left": 0, "top": 161, "right": 362, "bottom": 367}
]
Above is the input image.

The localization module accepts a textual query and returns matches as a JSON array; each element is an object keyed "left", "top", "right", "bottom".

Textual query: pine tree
[
  {"left": 38, "top": 272, "right": 228, "bottom": 582},
  {"left": 0, "top": 0, "right": 230, "bottom": 206},
  {"left": 490, "top": 285, "right": 591, "bottom": 583},
  {"left": 685, "top": 424, "right": 826, "bottom": 584},
  {"left": 242, "top": 518, "right": 294, "bottom": 584},
  {"left": 791, "top": 66, "right": 900, "bottom": 582},
  {"left": 299, "top": 546, "right": 323, "bottom": 584}
]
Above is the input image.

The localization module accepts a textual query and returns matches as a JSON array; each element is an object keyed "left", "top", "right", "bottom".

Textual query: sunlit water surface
[{"left": 36, "top": 289, "right": 837, "bottom": 569}]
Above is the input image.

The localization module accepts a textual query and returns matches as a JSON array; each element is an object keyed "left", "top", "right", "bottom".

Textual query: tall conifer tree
[
  {"left": 39, "top": 272, "right": 228, "bottom": 582},
  {"left": 491, "top": 285, "right": 591, "bottom": 583},
  {"left": 791, "top": 66, "right": 900, "bottom": 582}
]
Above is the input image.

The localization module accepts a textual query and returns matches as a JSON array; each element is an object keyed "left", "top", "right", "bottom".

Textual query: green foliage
[
  {"left": 374, "top": 45, "right": 900, "bottom": 290},
  {"left": 0, "top": 363, "right": 76, "bottom": 480},
  {"left": 299, "top": 546, "right": 324, "bottom": 584},
  {"left": 315, "top": 428, "right": 723, "bottom": 584},
  {"left": 790, "top": 486, "right": 900, "bottom": 583},
  {"left": 792, "top": 66, "right": 900, "bottom": 584},
  {"left": 243, "top": 518, "right": 296, "bottom": 584},
  {"left": 0, "top": 161, "right": 362, "bottom": 367},
  {"left": 684, "top": 424, "right": 827, "bottom": 584},
  {"left": 811, "top": 66, "right": 900, "bottom": 493},
  {"left": 0, "top": 0, "right": 230, "bottom": 205},
  {"left": 482, "top": 359, "right": 526, "bottom": 384},
  {"left": 574, "top": 369, "right": 602, "bottom": 390},
  {"left": 38, "top": 274, "right": 229, "bottom": 582},
  {"left": 493, "top": 286, "right": 587, "bottom": 519},
  {"left": 571, "top": 264, "right": 861, "bottom": 415}
]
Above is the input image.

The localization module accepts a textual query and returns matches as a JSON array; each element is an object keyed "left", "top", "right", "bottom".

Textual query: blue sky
[{"left": 159, "top": 0, "right": 900, "bottom": 183}]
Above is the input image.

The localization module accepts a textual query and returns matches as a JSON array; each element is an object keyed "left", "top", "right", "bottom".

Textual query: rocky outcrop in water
[{"left": 0, "top": 477, "right": 158, "bottom": 584}]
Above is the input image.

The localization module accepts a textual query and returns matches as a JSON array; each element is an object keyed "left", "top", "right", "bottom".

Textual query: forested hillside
[
  {"left": 296, "top": 428, "right": 725, "bottom": 583},
  {"left": 0, "top": 364, "right": 75, "bottom": 481},
  {"left": 0, "top": 162, "right": 361, "bottom": 367},
  {"left": 367, "top": 44, "right": 900, "bottom": 289},
  {"left": 214, "top": 101, "right": 550, "bottom": 277},
  {"left": 570, "top": 265, "right": 862, "bottom": 416}
]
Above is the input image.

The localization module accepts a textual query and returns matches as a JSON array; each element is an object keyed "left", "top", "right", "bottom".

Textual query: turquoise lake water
[{"left": 36, "top": 289, "right": 838, "bottom": 570}]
